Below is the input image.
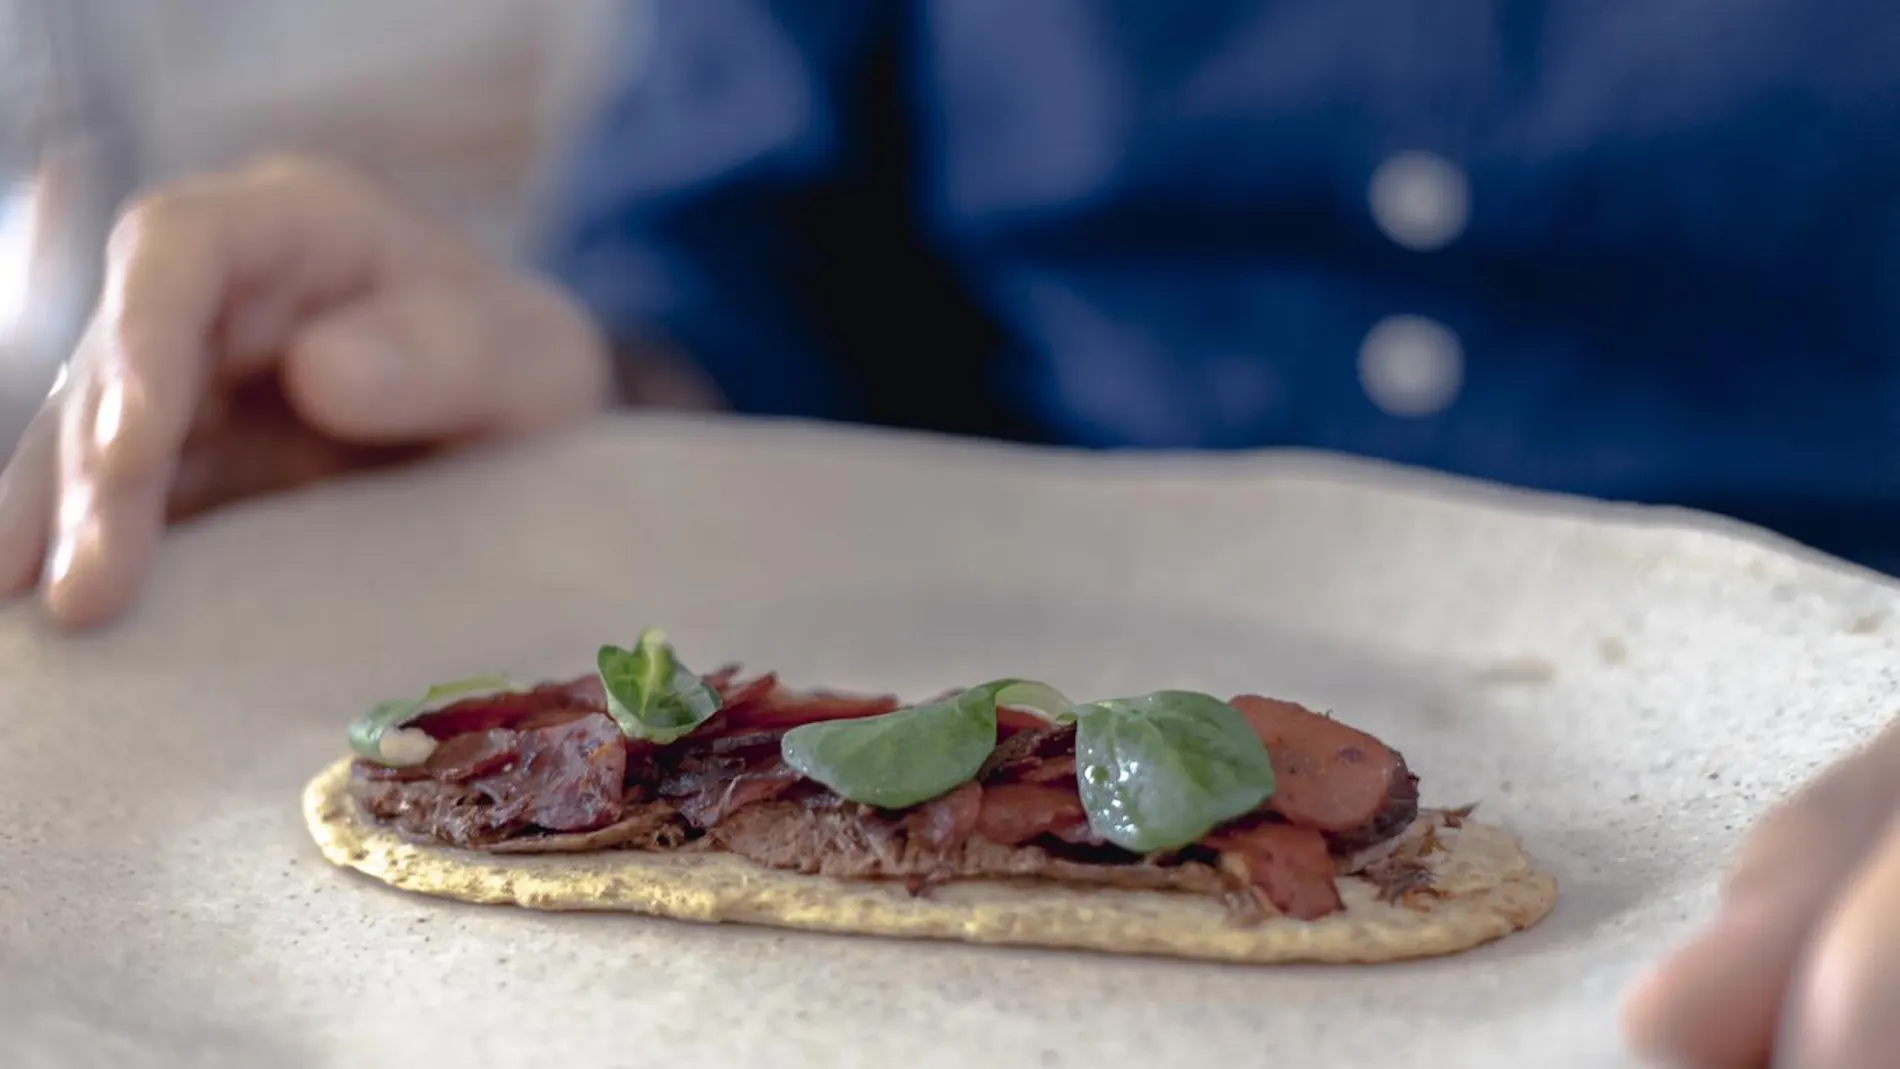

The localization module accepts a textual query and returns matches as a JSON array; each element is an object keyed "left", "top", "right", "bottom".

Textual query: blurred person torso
[{"left": 542, "top": 0, "right": 1900, "bottom": 569}]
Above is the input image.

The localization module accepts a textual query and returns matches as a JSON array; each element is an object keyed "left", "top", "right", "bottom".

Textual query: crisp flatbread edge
[{"left": 302, "top": 757, "right": 1557, "bottom": 964}]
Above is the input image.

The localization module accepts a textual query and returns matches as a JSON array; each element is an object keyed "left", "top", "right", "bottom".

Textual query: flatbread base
[{"left": 303, "top": 757, "right": 1557, "bottom": 964}]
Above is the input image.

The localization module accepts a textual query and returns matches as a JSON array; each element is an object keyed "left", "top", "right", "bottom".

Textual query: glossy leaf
[
  {"left": 1072, "top": 690, "right": 1277, "bottom": 853},
  {"left": 597, "top": 628, "right": 722, "bottom": 744},
  {"left": 991, "top": 680, "right": 1077, "bottom": 724},
  {"left": 780, "top": 679, "right": 1039, "bottom": 809},
  {"left": 347, "top": 673, "right": 517, "bottom": 766}
]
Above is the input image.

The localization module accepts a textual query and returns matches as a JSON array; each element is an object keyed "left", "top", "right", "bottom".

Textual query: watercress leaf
[
  {"left": 347, "top": 673, "right": 518, "bottom": 766},
  {"left": 418, "top": 674, "right": 516, "bottom": 707},
  {"left": 597, "top": 628, "right": 721, "bottom": 744},
  {"left": 991, "top": 679, "right": 1077, "bottom": 724},
  {"left": 780, "top": 682, "right": 1010, "bottom": 809},
  {"left": 1072, "top": 690, "right": 1277, "bottom": 854}
]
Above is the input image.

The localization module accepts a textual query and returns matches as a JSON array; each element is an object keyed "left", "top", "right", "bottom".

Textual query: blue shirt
[{"left": 538, "top": 0, "right": 1900, "bottom": 571}]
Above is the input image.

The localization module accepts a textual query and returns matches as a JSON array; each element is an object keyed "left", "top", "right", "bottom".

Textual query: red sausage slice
[{"left": 1230, "top": 695, "right": 1403, "bottom": 833}]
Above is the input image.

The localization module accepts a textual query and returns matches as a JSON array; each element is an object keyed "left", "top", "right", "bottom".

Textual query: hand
[
  {"left": 0, "top": 155, "right": 611, "bottom": 629},
  {"left": 1624, "top": 720, "right": 1900, "bottom": 1067}
]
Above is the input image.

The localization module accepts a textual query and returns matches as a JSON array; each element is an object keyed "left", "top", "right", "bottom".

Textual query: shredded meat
[
  {"left": 486, "top": 801, "right": 687, "bottom": 854},
  {"left": 1339, "top": 806, "right": 1467, "bottom": 905},
  {"left": 712, "top": 800, "right": 1225, "bottom": 894},
  {"left": 353, "top": 776, "right": 501, "bottom": 846},
  {"left": 1361, "top": 856, "right": 1437, "bottom": 904}
]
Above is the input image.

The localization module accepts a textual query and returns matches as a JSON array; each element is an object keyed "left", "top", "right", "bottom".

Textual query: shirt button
[
  {"left": 1368, "top": 151, "right": 1470, "bottom": 251},
  {"left": 1359, "top": 315, "right": 1464, "bottom": 416}
]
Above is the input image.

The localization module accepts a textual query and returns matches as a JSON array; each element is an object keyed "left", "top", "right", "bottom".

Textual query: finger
[
  {"left": 281, "top": 277, "right": 608, "bottom": 444},
  {"left": 1623, "top": 725, "right": 1900, "bottom": 1066},
  {"left": 164, "top": 377, "right": 426, "bottom": 523},
  {"left": 86, "top": 157, "right": 471, "bottom": 485},
  {"left": 216, "top": 279, "right": 313, "bottom": 369},
  {"left": 1622, "top": 897, "right": 1807, "bottom": 1068},
  {"left": 1779, "top": 813, "right": 1900, "bottom": 1068},
  {"left": 0, "top": 402, "right": 60, "bottom": 596},
  {"left": 42, "top": 359, "right": 170, "bottom": 629}
]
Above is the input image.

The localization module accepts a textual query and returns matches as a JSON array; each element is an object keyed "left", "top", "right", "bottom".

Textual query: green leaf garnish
[
  {"left": 991, "top": 679, "right": 1077, "bottom": 723},
  {"left": 597, "top": 628, "right": 722, "bottom": 744},
  {"left": 780, "top": 679, "right": 1041, "bottom": 809},
  {"left": 347, "top": 673, "right": 517, "bottom": 767},
  {"left": 1072, "top": 691, "right": 1277, "bottom": 854}
]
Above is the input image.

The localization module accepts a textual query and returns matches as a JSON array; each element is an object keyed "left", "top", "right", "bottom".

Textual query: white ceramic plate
[{"left": 5, "top": 414, "right": 1896, "bottom": 1069}]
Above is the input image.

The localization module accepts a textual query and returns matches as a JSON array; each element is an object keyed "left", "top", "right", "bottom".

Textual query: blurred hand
[
  {"left": 1624, "top": 718, "right": 1900, "bottom": 1067},
  {"left": 0, "top": 155, "right": 611, "bottom": 628}
]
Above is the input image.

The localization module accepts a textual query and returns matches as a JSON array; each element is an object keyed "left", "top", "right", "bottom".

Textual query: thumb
[{"left": 281, "top": 275, "right": 609, "bottom": 444}]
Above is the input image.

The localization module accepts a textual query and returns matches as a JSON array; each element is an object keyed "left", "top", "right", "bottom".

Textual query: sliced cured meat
[
  {"left": 996, "top": 705, "right": 1053, "bottom": 736},
  {"left": 1020, "top": 755, "right": 1077, "bottom": 785},
  {"left": 701, "top": 664, "right": 743, "bottom": 693},
  {"left": 674, "top": 759, "right": 803, "bottom": 828},
  {"left": 1206, "top": 821, "right": 1344, "bottom": 920},
  {"left": 715, "top": 687, "right": 902, "bottom": 732},
  {"left": 354, "top": 760, "right": 432, "bottom": 783},
  {"left": 694, "top": 729, "right": 788, "bottom": 755},
  {"left": 411, "top": 676, "right": 606, "bottom": 739},
  {"left": 1324, "top": 760, "right": 1420, "bottom": 854},
  {"left": 409, "top": 690, "right": 554, "bottom": 739},
  {"left": 654, "top": 728, "right": 807, "bottom": 829},
  {"left": 1230, "top": 695, "right": 1406, "bottom": 834},
  {"left": 975, "top": 783, "right": 1091, "bottom": 846},
  {"left": 421, "top": 728, "right": 521, "bottom": 781},
  {"left": 906, "top": 781, "right": 983, "bottom": 852},
  {"left": 513, "top": 707, "right": 600, "bottom": 732},
  {"left": 979, "top": 722, "right": 1075, "bottom": 782},
  {"left": 557, "top": 674, "right": 607, "bottom": 707},
  {"left": 709, "top": 670, "right": 778, "bottom": 709},
  {"left": 471, "top": 713, "right": 626, "bottom": 833}
]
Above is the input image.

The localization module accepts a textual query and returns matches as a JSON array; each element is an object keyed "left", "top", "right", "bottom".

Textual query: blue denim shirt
[{"left": 538, "top": 0, "right": 1900, "bottom": 570}]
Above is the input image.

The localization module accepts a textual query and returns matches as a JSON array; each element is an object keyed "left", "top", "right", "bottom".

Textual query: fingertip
[
  {"left": 282, "top": 302, "right": 456, "bottom": 443},
  {"left": 1777, "top": 824, "right": 1900, "bottom": 1069},
  {"left": 1617, "top": 909, "right": 1787, "bottom": 1069},
  {"left": 1620, "top": 945, "right": 1708, "bottom": 1064},
  {"left": 1619, "top": 961, "right": 1671, "bottom": 1054},
  {"left": 79, "top": 234, "right": 219, "bottom": 485},
  {"left": 286, "top": 279, "right": 609, "bottom": 446},
  {"left": 41, "top": 487, "right": 163, "bottom": 631}
]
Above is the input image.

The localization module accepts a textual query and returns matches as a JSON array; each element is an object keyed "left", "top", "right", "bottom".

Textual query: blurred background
[
  {"left": 0, "top": 1, "right": 1893, "bottom": 575},
  {"left": 0, "top": 0, "right": 620, "bottom": 452}
]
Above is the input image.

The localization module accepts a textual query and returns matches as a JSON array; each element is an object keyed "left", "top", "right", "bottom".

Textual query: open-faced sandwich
[{"left": 304, "top": 629, "right": 1555, "bottom": 963}]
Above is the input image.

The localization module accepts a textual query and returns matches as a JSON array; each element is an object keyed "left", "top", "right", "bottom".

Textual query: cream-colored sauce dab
[{"left": 305, "top": 758, "right": 1556, "bottom": 964}]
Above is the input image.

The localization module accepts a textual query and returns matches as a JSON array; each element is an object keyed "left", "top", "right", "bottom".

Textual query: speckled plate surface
[{"left": 4, "top": 414, "right": 1896, "bottom": 1069}]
